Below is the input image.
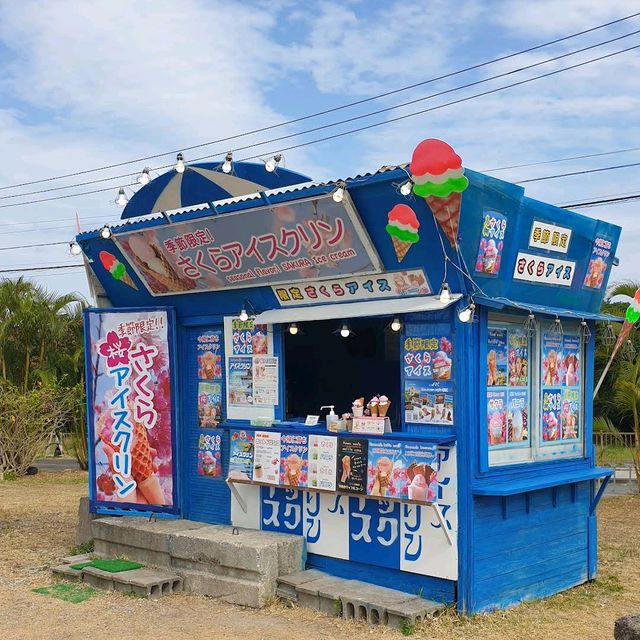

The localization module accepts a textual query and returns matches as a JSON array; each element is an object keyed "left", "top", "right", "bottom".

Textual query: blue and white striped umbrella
[{"left": 121, "top": 161, "right": 311, "bottom": 219}]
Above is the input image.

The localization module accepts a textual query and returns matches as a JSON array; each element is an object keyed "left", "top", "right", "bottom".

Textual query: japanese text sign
[
  {"left": 115, "top": 193, "right": 382, "bottom": 296},
  {"left": 86, "top": 308, "right": 175, "bottom": 510},
  {"left": 528, "top": 221, "right": 572, "bottom": 254},
  {"left": 272, "top": 269, "right": 430, "bottom": 306},
  {"left": 513, "top": 251, "right": 575, "bottom": 287}
]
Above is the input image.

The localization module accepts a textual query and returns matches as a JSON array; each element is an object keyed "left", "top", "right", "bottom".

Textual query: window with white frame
[{"left": 486, "top": 314, "right": 584, "bottom": 467}]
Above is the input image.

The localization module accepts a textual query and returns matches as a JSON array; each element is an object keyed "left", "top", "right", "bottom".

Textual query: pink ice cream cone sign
[{"left": 409, "top": 138, "right": 469, "bottom": 247}]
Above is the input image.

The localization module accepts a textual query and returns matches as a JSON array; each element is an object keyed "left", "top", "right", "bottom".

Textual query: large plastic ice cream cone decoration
[
  {"left": 409, "top": 139, "right": 469, "bottom": 246},
  {"left": 99, "top": 251, "right": 138, "bottom": 290},
  {"left": 386, "top": 204, "right": 420, "bottom": 262},
  {"left": 131, "top": 421, "right": 166, "bottom": 505},
  {"left": 594, "top": 288, "right": 640, "bottom": 398}
]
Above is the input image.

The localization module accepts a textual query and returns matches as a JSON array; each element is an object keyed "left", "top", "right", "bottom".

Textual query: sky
[{"left": 0, "top": 0, "right": 638, "bottom": 301}]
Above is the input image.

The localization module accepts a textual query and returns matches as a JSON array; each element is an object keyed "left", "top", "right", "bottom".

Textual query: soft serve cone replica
[
  {"left": 99, "top": 251, "right": 138, "bottom": 290},
  {"left": 410, "top": 138, "right": 469, "bottom": 247},
  {"left": 386, "top": 204, "right": 420, "bottom": 262}
]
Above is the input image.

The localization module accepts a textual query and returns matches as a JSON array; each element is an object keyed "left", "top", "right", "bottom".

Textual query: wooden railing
[{"left": 593, "top": 432, "right": 636, "bottom": 448}]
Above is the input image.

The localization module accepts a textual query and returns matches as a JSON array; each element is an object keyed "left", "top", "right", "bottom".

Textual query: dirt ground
[{"left": 0, "top": 471, "right": 638, "bottom": 640}]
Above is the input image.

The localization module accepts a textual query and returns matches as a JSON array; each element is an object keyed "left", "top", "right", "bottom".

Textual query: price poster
[
  {"left": 197, "top": 433, "right": 222, "bottom": 477},
  {"left": 336, "top": 437, "right": 368, "bottom": 494},
  {"left": 253, "top": 356, "right": 279, "bottom": 406},
  {"left": 308, "top": 434, "right": 338, "bottom": 491},
  {"left": 231, "top": 319, "right": 267, "bottom": 355},
  {"left": 228, "top": 430, "right": 254, "bottom": 480},
  {"left": 253, "top": 430, "right": 281, "bottom": 485},
  {"left": 228, "top": 357, "right": 253, "bottom": 405}
]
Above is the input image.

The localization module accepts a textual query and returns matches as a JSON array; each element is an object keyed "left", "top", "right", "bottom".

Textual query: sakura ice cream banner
[
  {"left": 114, "top": 193, "right": 382, "bottom": 296},
  {"left": 86, "top": 308, "right": 177, "bottom": 511},
  {"left": 513, "top": 251, "right": 575, "bottom": 287},
  {"left": 475, "top": 211, "right": 507, "bottom": 276},
  {"left": 272, "top": 269, "right": 430, "bottom": 306}
]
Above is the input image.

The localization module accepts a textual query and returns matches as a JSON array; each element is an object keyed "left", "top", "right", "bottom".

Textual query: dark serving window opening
[{"left": 284, "top": 317, "right": 401, "bottom": 427}]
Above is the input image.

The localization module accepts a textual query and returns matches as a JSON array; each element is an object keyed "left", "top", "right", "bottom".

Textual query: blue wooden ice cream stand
[{"left": 77, "top": 140, "right": 619, "bottom": 613}]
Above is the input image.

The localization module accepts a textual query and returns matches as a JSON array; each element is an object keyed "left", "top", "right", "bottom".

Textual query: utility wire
[
  {"left": 0, "top": 11, "right": 638, "bottom": 193},
  {"left": 0, "top": 264, "right": 86, "bottom": 273},
  {"left": 0, "top": 41, "right": 638, "bottom": 211},
  {"left": 2, "top": 27, "right": 639, "bottom": 202},
  {"left": 559, "top": 193, "right": 640, "bottom": 208},
  {"left": 517, "top": 161, "right": 640, "bottom": 183},
  {"left": 0, "top": 241, "right": 69, "bottom": 251}
]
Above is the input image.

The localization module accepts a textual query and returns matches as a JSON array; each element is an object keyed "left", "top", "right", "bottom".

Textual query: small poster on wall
[
  {"left": 228, "top": 430, "right": 254, "bottom": 480},
  {"left": 541, "top": 388, "right": 562, "bottom": 441},
  {"left": 404, "top": 380, "right": 453, "bottom": 425},
  {"left": 507, "top": 389, "right": 529, "bottom": 443},
  {"left": 197, "top": 382, "right": 222, "bottom": 428},
  {"left": 280, "top": 433, "right": 308, "bottom": 487},
  {"left": 231, "top": 319, "right": 268, "bottom": 355},
  {"left": 336, "top": 437, "right": 368, "bottom": 494},
  {"left": 507, "top": 329, "right": 529, "bottom": 387},
  {"left": 542, "top": 334, "right": 562, "bottom": 386},
  {"left": 197, "top": 433, "right": 222, "bottom": 477},
  {"left": 402, "top": 442, "right": 439, "bottom": 503},
  {"left": 228, "top": 357, "right": 253, "bottom": 405},
  {"left": 475, "top": 210, "right": 507, "bottom": 276},
  {"left": 487, "top": 328, "right": 508, "bottom": 386},
  {"left": 253, "top": 356, "right": 279, "bottom": 406},
  {"left": 367, "top": 440, "right": 403, "bottom": 498},
  {"left": 583, "top": 237, "right": 612, "bottom": 290},
  {"left": 196, "top": 330, "right": 223, "bottom": 380},
  {"left": 561, "top": 335, "right": 580, "bottom": 387},
  {"left": 561, "top": 388, "right": 580, "bottom": 440},
  {"left": 253, "top": 431, "right": 281, "bottom": 485},
  {"left": 308, "top": 434, "right": 338, "bottom": 491},
  {"left": 487, "top": 389, "right": 507, "bottom": 446}
]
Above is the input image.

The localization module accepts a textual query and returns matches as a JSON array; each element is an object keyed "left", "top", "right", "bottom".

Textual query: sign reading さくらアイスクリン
[{"left": 114, "top": 193, "right": 382, "bottom": 296}]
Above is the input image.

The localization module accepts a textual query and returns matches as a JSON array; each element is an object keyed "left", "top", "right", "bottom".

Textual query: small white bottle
[{"left": 320, "top": 405, "right": 340, "bottom": 432}]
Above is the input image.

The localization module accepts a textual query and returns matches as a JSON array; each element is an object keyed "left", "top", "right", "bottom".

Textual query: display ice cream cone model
[
  {"left": 131, "top": 421, "right": 165, "bottom": 504},
  {"left": 352, "top": 397, "right": 364, "bottom": 417},
  {"left": 386, "top": 204, "right": 420, "bottom": 263},
  {"left": 367, "top": 396, "right": 380, "bottom": 417},
  {"left": 378, "top": 395, "right": 391, "bottom": 417},
  {"left": 409, "top": 138, "right": 469, "bottom": 246},
  {"left": 99, "top": 251, "right": 138, "bottom": 290}
]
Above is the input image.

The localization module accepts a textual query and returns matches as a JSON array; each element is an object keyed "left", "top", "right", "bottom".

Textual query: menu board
[
  {"left": 403, "top": 335, "right": 454, "bottom": 426},
  {"left": 336, "top": 438, "right": 368, "bottom": 494},
  {"left": 486, "top": 323, "right": 530, "bottom": 448},
  {"left": 280, "top": 433, "right": 308, "bottom": 487},
  {"left": 541, "top": 332, "right": 582, "bottom": 443},
  {"left": 253, "top": 431, "right": 281, "bottom": 485},
  {"left": 308, "top": 434, "right": 338, "bottom": 491}
]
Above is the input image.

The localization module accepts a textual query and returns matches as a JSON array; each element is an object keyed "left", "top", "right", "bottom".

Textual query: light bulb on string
[
  {"left": 523, "top": 312, "right": 537, "bottom": 336},
  {"left": 603, "top": 322, "right": 616, "bottom": 348},
  {"left": 265, "top": 154, "right": 282, "bottom": 173},
  {"left": 238, "top": 308, "right": 249, "bottom": 322},
  {"left": 622, "top": 339, "right": 637, "bottom": 361},
  {"left": 288, "top": 323, "right": 299, "bottom": 335},
  {"left": 400, "top": 180, "right": 413, "bottom": 196},
  {"left": 137, "top": 168, "right": 151, "bottom": 185},
  {"left": 332, "top": 181, "right": 346, "bottom": 203},
  {"left": 340, "top": 323, "right": 351, "bottom": 338},
  {"left": 69, "top": 241, "right": 82, "bottom": 256},
  {"left": 438, "top": 283, "right": 451, "bottom": 304},
  {"left": 175, "top": 153, "right": 186, "bottom": 173},
  {"left": 115, "top": 188, "right": 128, "bottom": 206},
  {"left": 100, "top": 225, "right": 112, "bottom": 240},
  {"left": 580, "top": 320, "right": 591, "bottom": 343},
  {"left": 390, "top": 317, "right": 402, "bottom": 332},
  {"left": 222, "top": 152, "right": 233, "bottom": 174},
  {"left": 549, "top": 316, "right": 563, "bottom": 340},
  {"left": 458, "top": 303, "right": 476, "bottom": 323}
]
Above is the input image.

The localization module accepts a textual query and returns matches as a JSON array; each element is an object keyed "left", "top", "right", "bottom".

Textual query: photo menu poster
[
  {"left": 336, "top": 437, "right": 368, "bottom": 494},
  {"left": 253, "top": 430, "right": 281, "bottom": 485},
  {"left": 308, "top": 434, "right": 338, "bottom": 491}
]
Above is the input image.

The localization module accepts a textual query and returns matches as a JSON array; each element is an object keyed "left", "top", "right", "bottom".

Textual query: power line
[
  {"left": 556, "top": 188, "right": 640, "bottom": 205},
  {"left": 0, "top": 41, "right": 638, "bottom": 211},
  {"left": 3, "top": 27, "right": 639, "bottom": 202},
  {"left": 517, "top": 161, "right": 640, "bottom": 183},
  {"left": 483, "top": 147, "right": 640, "bottom": 172},
  {"left": 0, "top": 241, "right": 69, "bottom": 251},
  {"left": 0, "top": 11, "right": 638, "bottom": 194},
  {"left": 559, "top": 193, "right": 640, "bottom": 209},
  {"left": 0, "top": 264, "right": 86, "bottom": 274}
]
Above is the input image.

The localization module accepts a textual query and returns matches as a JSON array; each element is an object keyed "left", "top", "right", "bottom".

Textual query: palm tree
[{"left": 612, "top": 359, "right": 640, "bottom": 492}]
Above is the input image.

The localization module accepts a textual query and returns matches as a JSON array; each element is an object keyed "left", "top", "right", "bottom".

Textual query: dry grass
[{"left": 0, "top": 471, "right": 638, "bottom": 639}]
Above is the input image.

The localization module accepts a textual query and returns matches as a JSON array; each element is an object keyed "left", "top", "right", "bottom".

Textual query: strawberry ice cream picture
[
  {"left": 409, "top": 138, "right": 469, "bottom": 246},
  {"left": 475, "top": 238, "right": 503, "bottom": 275},
  {"left": 432, "top": 351, "right": 452, "bottom": 380}
]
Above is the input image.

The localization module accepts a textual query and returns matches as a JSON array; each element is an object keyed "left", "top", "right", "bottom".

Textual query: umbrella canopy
[{"left": 121, "top": 161, "right": 312, "bottom": 219}]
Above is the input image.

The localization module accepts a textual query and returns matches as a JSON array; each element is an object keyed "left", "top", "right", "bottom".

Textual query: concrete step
[{"left": 277, "top": 570, "right": 442, "bottom": 629}]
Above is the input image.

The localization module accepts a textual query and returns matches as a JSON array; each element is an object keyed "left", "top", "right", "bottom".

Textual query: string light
[
  {"left": 390, "top": 317, "right": 402, "bottom": 332},
  {"left": 580, "top": 319, "right": 591, "bottom": 343},
  {"left": 339, "top": 322, "right": 351, "bottom": 338},
  {"left": 238, "top": 308, "right": 249, "bottom": 322},
  {"left": 288, "top": 322, "right": 299, "bottom": 335},
  {"left": 400, "top": 180, "right": 413, "bottom": 196},
  {"left": 69, "top": 241, "right": 82, "bottom": 255},
  {"left": 438, "top": 283, "right": 451, "bottom": 304},
  {"left": 622, "top": 339, "right": 637, "bottom": 360},
  {"left": 137, "top": 168, "right": 151, "bottom": 185},
  {"left": 603, "top": 322, "right": 616, "bottom": 347},
  {"left": 332, "top": 181, "right": 346, "bottom": 203},
  {"left": 265, "top": 154, "right": 282, "bottom": 173},
  {"left": 222, "top": 152, "right": 233, "bottom": 174},
  {"left": 115, "top": 188, "right": 128, "bottom": 206},
  {"left": 458, "top": 302, "right": 476, "bottom": 323},
  {"left": 175, "top": 153, "right": 186, "bottom": 173},
  {"left": 100, "top": 225, "right": 112, "bottom": 239},
  {"left": 523, "top": 312, "right": 537, "bottom": 335},
  {"left": 549, "top": 316, "right": 564, "bottom": 340}
]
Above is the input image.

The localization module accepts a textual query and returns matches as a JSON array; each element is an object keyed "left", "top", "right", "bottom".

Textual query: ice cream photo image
[
  {"left": 370, "top": 456, "right": 393, "bottom": 497},
  {"left": 385, "top": 204, "right": 420, "bottom": 263},
  {"left": 409, "top": 138, "right": 469, "bottom": 247},
  {"left": 432, "top": 351, "right": 452, "bottom": 381}
]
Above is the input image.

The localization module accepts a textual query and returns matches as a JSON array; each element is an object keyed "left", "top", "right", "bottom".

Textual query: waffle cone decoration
[
  {"left": 391, "top": 236, "right": 413, "bottom": 262},
  {"left": 386, "top": 204, "right": 419, "bottom": 263},
  {"left": 131, "top": 421, "right": 166, "bottom": 505},
  {"left": 410, "top": 139, "right": 469, "bottom": 247},
  {"left": 424, "top": 193, "right": 462, "bottom": 247},
  {"left": 378, "top": 396, "right": 391, "bottom": 417}
]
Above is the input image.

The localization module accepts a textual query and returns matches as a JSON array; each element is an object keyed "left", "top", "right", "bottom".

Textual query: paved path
[{"left": 34, "top": 458, "right": 80, "bottom": 472}]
